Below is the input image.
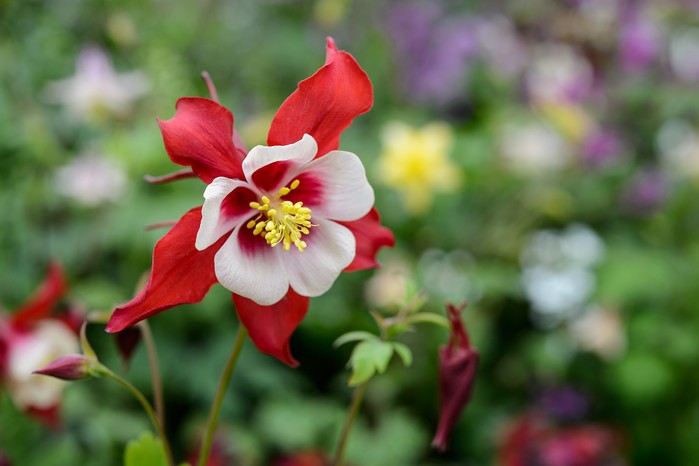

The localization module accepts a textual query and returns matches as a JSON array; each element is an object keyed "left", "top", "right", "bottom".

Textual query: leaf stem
[
  {"left": 100, "top": 366, "right": 174, "bottom": 466},
  {"left": 197, "top": 324, "right": 248, "bottom": 466},
  {"left": 333, "top": 382, "right": 368, "bottom": 466}
]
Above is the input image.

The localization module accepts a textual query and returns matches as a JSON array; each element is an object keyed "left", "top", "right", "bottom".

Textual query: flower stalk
[
  {"left": 333, "top": 382, "right": 368, "bottom": 466},
  {"left": 197, "top": 324, "right": 248, "bottom": 466}
]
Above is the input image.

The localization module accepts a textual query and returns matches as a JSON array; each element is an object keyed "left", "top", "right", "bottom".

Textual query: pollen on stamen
[{"left": 247, "top": 179, "right": 314, "bottom": 252}]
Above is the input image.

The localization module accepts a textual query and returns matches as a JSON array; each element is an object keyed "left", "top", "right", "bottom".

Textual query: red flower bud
[
  {"left": 33, "top": 354, "right": 92, "bottom": 381},
  {"left": 432, "top": 302, "right": 479, "bottom": 451}
]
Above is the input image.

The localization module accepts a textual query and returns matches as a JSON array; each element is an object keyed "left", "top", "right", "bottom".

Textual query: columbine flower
[
  {"left": 106, "top": 38, "right": 394, "bottom": 366},
  {"left": 376, "top": 121, "right": 461, "bottom": 215},
  {"left": 432, "top": 302, "right": 479, "bottom": 451},
  {"left": 44, "top": 46, "right": 149, "bottom": 122},
  {"left": 0, "top": 263, "right": 81, "bottom": 426}
]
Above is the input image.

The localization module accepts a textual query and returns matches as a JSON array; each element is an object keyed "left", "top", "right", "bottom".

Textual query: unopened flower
[
  {"left": 0, "top": 263, "right": 81, "bottom": 426},
  {"left": 377, "top": 121, "right": 461, "bottom": 215},
  {"left": 45, "top": 46, "right": 149, "bottom": 122},
  {"left": 432, "top": 302, "right": 479, "bottom": 451},
  {"left": 106, "top": 38, "right": 394, "bottom": 366},
  {"left": 33, "top": 354, "right": 93, "bottom": 381}
]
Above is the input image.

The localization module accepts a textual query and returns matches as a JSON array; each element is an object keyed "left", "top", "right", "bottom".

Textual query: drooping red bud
[
  {"left": 431, "top": 301, "right": 479, "bottom": 451},
  {"left": 33, "top": 354, "right": 93, "bottom": 381}
]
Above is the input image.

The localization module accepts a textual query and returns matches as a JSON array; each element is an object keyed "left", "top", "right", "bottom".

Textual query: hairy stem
[{"left": 197, "top": 325, "right": 248, "bottom": 466}]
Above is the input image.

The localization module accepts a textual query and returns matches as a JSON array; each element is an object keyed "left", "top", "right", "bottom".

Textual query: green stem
[
  {"left": 100, "top": 366, "right": 174, "bottom": 466},
  {"left": 138, "top": 320, "right": 165, "bottom": 427},
  {"left": 197, "top": 325, "right": 248, "bottom": 466},
  {"left": 333, "top": 382, "right": 368, "bottom": 466}
]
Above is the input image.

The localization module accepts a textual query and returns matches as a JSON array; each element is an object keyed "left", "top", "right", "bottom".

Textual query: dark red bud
[
  {"left": 432, "top": 302, "right": 479, "bottom": 451},
  {"left": 33, "top": 354, "right": 92, "bottom": 381}
]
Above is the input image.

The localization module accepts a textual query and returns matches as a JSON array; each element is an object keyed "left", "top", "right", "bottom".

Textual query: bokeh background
[{"left": 2, "top": 0, "right": 699, "bottom": 465}]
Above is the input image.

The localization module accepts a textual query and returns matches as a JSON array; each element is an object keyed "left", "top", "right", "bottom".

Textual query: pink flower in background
[
  {"left": 618, "top": 1, "right": 661, "bottom": 72},
  {"left": 106, "top": 38, "right": 394, "bottom": 366},
  {"left": 45, "top": 46, "right": 149, "bottom": 121},
  {"left": 498, "top": 411, "right": 627, "bottom": 466},
  {"left": 0, "top": 263, "right": 81, "bottom": 426}
]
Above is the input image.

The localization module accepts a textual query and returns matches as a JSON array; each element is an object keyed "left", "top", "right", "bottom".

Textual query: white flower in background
[
  {"left": 569, "top": 304, "right": 626, "bottom": 360},
  {"left": 7, "top": 320, "right": 79, "bottom": 411},
  {"left": 45, "top": 47, "right": 149, "bottom": 122},
  {"left": 524, "top": 44, "right": 594, "bottom": 104},
  {"left": 53, "top": 152, "right": 128, "bottom": 206},
  {"left": 520, "top": 224, "right": 605, "bottom": 327},
  {"left": 498, "top": 120, "right": 571, "bottom": 176},
  {"left": 656, "top": 119, "right": 699, "bottom": 178},
  {"left": 669, "top": 27, "right": 699, "bottom": 83},
  {"left": 364, "top": 258, "right": 411, "bottom": 309},
  {"left": 417, "top": 249, "right": 482, "bottom": 304}
]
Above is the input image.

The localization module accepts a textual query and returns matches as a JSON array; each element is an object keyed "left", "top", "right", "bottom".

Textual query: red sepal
[
  {"left": 268, "top": 37, "right": 373, "bottom": 158},
  {"left": 233, "top": 289, "right": 309, "bottom": 367},
  {"left": 340, "top": 208, "right": 394, "bottom": 272},
  {"left": 158, "top": 97, "right": 246, "bottom": 183},
  {"left": 106, "top": 207, "right": 225, "bottom": 332},
  {"left": 12, "top": 262, "right": 67, "bottom": 330}
]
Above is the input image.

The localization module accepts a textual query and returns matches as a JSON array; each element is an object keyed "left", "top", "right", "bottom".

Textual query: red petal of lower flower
[
  {"left": 339, "top": 208, "right": 394, "bottom": 272},
  {"left": 268, "top": 37, "right": 373, "bottom": 158},
  {"left": 233, "top": 290, "right": 309, "bottom": 367},
  {"left": 158, "top": 97, "right": 246, "bottom": 183},
  {"left": 106, "top": 207, "right": 225, "bottom": 332},
  {"left": 12, "top": 262, "right": 67, "bottom": 330},
  {"left": 26, "top": 403, "right": 61, "bottom": 428}
]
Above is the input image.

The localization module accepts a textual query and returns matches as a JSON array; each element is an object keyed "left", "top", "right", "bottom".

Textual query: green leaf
[
  {"left": 392, "top": 342, "right": 413, "bottom": 367},
  {"left": 334, "top": 331, "right": 377, "bottom": 348},
  {"left": 124, "top": 432, "right": 168, "bottom": 466},
  {"left": 347, "top": 340, "right": 394, "bottom": 386},
  {"left": 404, "top": 312, "right": 450, "bottom": 328}
]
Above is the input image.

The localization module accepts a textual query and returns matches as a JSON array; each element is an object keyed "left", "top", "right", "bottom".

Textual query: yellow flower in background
[{"left": 377, "top": 121, "right": 462, "bottom": 215}]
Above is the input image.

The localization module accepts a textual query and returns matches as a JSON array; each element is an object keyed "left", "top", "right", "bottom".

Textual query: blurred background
[{"left": 2, "top": 0, "right": 699, "bottom": 464}]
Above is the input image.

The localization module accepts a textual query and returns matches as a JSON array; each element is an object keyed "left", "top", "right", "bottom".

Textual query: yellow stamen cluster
[{"left": 247, "top": 179, "right": 313, "bottom": 252}]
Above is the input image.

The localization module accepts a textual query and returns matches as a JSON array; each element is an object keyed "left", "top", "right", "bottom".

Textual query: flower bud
[
  {"left": 432, "top": 302, "right": 479, "bottom": 451},
  {"left": 33, "top": 354, "right": 93, "bottom": 381}
]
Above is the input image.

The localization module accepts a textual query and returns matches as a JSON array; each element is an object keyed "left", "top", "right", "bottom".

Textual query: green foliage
[{"left": 123, "top": 433, "right": 168, "bottom": 466}]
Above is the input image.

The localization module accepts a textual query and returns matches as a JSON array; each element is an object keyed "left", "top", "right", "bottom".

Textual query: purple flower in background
[
  {"left": 618, "top": 1, "right": 661, "bottom": 72},
  {"left": 581, "top": 129, "right": 623, "bottom": 168},
  {"left": 385, "top": 2, "right": 476, "bottom": 104},
  {"left": 621, "top": 169, "right": 668, "bottom": 215},
  {"left": 537, "top": 386, "right": 589, "bottom": 422}
]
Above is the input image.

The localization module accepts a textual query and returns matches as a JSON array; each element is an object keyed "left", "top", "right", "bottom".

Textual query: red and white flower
[
  {"left": 106, "top": 38, "right": 394, "bottom": 366},
  {"left": 0, "top": 263, "right": 81, "bottom": 426}
]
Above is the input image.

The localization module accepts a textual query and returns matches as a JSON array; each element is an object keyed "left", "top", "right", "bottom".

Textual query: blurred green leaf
[{"left": 123, "top": 433, "right": 168, "bottom": 466}]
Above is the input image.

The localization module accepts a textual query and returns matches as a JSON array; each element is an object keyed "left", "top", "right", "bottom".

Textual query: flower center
[{"left": 247, "top": 179, "right": 314, "bottom": 252}]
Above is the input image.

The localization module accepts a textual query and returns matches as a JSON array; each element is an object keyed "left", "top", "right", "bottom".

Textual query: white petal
[
  {"left": 242, "top": 134, "right": 318, "bottom": 185},
  {"left": 196, "top": 177, "right": 255, "bottom": 250},
  {"left": 283, "top": 219, "right": 356, "bottom": 297},
  {"left": 302, "top": 150, "right": 375, "bottom": 221},
  {"left": 214, "top": 227, "right": 290, "bottom": 305}
]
